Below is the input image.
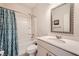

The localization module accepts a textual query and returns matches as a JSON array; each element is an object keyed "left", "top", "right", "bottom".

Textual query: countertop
[{"left": 37, "top": 36, "right": 79, "bottom": 55}]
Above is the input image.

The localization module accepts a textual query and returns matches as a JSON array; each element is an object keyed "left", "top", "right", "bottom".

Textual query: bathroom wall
[
  {"left": 0, "top": 3, "right": 32, "bottom": 55},
  {"left": 32, "top": 3, "right": 79, "bottom": 41}
]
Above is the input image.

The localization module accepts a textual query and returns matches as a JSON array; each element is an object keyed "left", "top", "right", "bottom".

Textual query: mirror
[{"left": 51, "top": 3, "right": 74, "bottom": 34}]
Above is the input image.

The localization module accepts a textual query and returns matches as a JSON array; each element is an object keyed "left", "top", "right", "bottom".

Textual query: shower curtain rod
[
  {"left": 0, "top": 6, "right": 32, "bottom": 17},
  {"left": 14, "top": 10, "right": 31, "bottom": 17},
  {"left": 14, "top": 10, "right": 36, "bottom": 18}
]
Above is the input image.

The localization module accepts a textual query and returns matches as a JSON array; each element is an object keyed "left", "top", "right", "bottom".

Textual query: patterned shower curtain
[{"left": 0, "top": 7, "right": 18, "bottom": 56}]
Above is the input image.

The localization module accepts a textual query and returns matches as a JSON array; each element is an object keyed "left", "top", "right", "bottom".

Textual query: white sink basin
[{"left": 47, "top": 38, "right": 66, "bottom": 43}]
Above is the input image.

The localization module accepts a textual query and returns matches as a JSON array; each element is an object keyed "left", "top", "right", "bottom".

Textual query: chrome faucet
[{"left": 56, "top": 35, "right": 62, "bottom": 39}]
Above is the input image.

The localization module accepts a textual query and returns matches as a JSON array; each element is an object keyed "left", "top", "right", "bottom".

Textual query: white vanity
[{"left": 37, "top": 36, "right": 79, "bottom": 56}]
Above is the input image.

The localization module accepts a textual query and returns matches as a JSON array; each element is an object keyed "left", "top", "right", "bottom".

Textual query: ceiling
[
  {"left": 17, "top": 3, "right": 62, "bottom": 10},
  {"left": 0, "top": 3, "right": 62, "bottom": 10},
  {"left": 17, "top": 3, "right": 39, "bottom": 9}
]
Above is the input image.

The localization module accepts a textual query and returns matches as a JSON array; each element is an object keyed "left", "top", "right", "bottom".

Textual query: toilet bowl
[
  {"left": 26, "top": 40, "right": 37, "bottom": 56},
  {"left": 26, "top": 44, "right": 37, "bottom": 56}
]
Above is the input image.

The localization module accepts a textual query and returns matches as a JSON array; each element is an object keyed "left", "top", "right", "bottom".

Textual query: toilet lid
[{"left": 27, "top": 44, "right": 37, "bottom": 51}]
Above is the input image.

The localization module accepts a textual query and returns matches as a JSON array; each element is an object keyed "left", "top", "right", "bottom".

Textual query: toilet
[{"left": 26, "top": 40, "right": 37, "bottom": 56}]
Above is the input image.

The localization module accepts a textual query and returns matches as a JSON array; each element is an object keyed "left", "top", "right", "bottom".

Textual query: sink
[{"left": 47, "top": 38, "right": 66, "bottom": 43}]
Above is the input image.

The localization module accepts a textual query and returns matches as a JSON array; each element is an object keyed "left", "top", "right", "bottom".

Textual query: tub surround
[{"left": 37, "top": 36, "right": 79, "bottom": 55}]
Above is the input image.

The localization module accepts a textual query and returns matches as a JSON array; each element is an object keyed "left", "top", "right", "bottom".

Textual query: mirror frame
[{"left": 51, "top": 3, "right": 74, "bottom": 34}]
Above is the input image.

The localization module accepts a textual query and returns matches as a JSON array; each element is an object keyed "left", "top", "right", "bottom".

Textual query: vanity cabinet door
[
  {"left": 37, "top": 44, "right": 56, "bottom": 56},
  {"left": 37, "top": 45, "right": 48, "bottom": 56}
]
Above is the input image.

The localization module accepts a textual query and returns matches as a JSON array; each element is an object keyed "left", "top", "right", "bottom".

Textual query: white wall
[
  {"left": 32, "top": 4, "right": 50, "bottom": 36},
  {"left": 32, "top": 3, "right": 79, "bottom": 41}
]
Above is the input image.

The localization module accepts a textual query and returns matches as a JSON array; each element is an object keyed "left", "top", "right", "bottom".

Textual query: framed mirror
[{"left": 51, "top": 3, "right": 74, "bottom": 34}]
